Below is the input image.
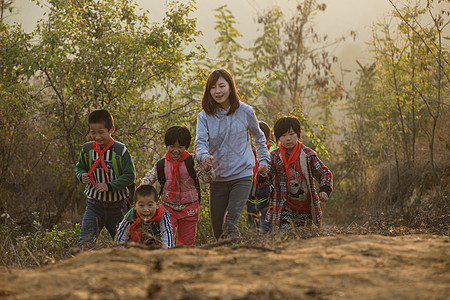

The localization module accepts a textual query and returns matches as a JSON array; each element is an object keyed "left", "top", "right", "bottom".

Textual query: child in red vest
[
  {"left": 257, "top": 116, "right": 333, "bottom": 228},
  {"left": 141, "top": 125, "right": 215, "bottom": 246}
]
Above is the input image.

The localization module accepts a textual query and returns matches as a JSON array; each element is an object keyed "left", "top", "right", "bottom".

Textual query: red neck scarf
[
  {"left": 279, "top": 141, "right": 302, "bottom": 192},
  {"left": 165, "top": 151, "right": 190, "bottom": 199},
  {"left": 252, "top": 154, "right": 259, "bottom": 178},
  {"left": 128, "top": 205, "right": 165, "bottom": 243},
  {"left": 86, "top": 138, "right": 114, "bottom": 185}
]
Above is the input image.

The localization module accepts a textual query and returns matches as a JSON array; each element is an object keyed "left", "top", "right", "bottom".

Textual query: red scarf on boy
[
  {"left": 279, "top": 140, "right": 303, "bottom": 193},
  {"left": 86, "top": 138, "right": 114, "bottom": 185},
  {"left": 128, "top": 205, "right": 165, "bottom": 243},
  {"left": 165, "top": 151, "right": 191, "bottom": 199}
]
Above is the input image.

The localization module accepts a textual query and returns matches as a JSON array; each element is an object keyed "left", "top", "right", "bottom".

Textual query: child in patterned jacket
[
  {"left": 115, "top": 185, "right": 174, "bottom": 248},
  {"left": 257, "top": 116, "right": 333, "bottom": 229}
]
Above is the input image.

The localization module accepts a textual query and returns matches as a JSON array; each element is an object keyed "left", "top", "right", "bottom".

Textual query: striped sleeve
[
  {"left": 114, "top": 217, "right": 132, "bottom": 244},
  {"left": 159, "top": 210, "right": 174, "bottom": 248}
]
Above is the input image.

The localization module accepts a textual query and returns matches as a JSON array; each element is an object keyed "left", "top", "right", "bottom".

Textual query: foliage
[
  {"left": 333, "top": 0, "right": 450, "bottom": 223},
  {"left": 1, "top": 0, "right": 449, "bottom": 266},
  {"left": 370, "top": 0, "right": 450, "bottom": 169},
  {"left": 0, "top": 0, "right": 207, "bottom": 226},
  {"left": 0, "top": 214, "right": 80, "bottom": 267},
  {"left": 30, "top": 0, "right": 204, "bottom": 164},
  {"left": 252, "top": 1, "right": 343, "bottom": 115},
  {"left": 206, "top": 5, "right": 270, "bottom": 108},
  {"left": 18, "top": 213, "right": 79, "bottom": 256}
]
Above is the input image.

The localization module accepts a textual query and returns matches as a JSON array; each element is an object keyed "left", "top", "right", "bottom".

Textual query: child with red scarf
[
  {"left": 141, "top": 125, "right": 215, "bottom": 246},
  {"left": 75, "top": 109, "right": 135, "bottom": 248},
  {"left": 115, "top": 185, "right": 174, "bottom": 248},
  {"left": 257, "top": 116, "right": 333, "bottom": 229}
]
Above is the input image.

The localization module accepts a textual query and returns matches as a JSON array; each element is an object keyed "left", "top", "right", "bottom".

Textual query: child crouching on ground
[
  {"left": 115, "top": 185, "right": 174, "bottom": 248},
  {"left": 257, "top": 116, "right": 333, "bottom": 229},
  {"left": 141, "top": 125, "right": 215, "bottom": 246}
]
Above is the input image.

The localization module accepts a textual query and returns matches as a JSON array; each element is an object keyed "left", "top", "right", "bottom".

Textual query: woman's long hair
[{"left": 201, "top": 68, "right": 241, "bottom": 115}]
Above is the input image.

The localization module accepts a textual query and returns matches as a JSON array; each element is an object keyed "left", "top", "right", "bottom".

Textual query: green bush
[
  {"left": 18, "top": 214, "right": 80, "bottom": 257},
  {"left": 0, "top": 213, "right": 81, "bottom": 268}
]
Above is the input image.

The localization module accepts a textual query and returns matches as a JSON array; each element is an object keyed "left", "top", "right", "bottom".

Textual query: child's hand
[
  {"left": 258, "top": 164, "right": 268, "bottom": 177},
  {"left": 95, "top": 183, "right": 109, "bottom": 193},
  {"left": 203, "top": 156, "right": 214, "bottom": 171},
  {"left": 81, "top": 173, "right": 90, "bottom": 184},
  {"left": 319, "top": 192, "right": 329, "bottom": 202}
]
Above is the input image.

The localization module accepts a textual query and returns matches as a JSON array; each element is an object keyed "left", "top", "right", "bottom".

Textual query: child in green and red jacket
[{"left": 75, "top": 109, "right": 135, "bottom": 248}]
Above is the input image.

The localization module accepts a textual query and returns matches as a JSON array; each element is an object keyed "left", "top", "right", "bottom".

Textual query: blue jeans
[
  {"left": 78, "top": 199, "right": 127, "bottom": 247},
  {"left": 209, "top": 176, "right": 252, "bottom": 240},
  {"left": 246, "top": 200, "right": 271, "bottom": 234}
]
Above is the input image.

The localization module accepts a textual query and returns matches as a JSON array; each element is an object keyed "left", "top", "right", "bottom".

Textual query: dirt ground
[{"left": 0, "top": 232, "right": 448, "bottom": 300}]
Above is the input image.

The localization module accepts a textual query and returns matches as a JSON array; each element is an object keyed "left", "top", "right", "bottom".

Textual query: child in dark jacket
[
  {"left": 257, "top": 116, "right": 333, "bottom": 229},
  {"left": 141, "top": 125, "right": 215, "bottom": 246},
  {"left": 115, "top": 185, "right": 174, "bottom": 248},
  {"left": 247, "top": 121, "right": 275, "bottom": 234}
]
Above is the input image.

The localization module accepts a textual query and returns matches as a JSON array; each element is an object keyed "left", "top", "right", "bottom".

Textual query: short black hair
[
  {"left": 134, "top": 185, "right": 158, "bottom": 204},
  {"left": 87, "top": 109, "right": 114, "bottom": 131},
  {"left": 164, "top": 125, "right": 191, "bottom": 148},
  {"left": 258, "top": 121, "right": 271, "bottom": 140},
  {"left": 273, "top": 116, "right": 301, "bottom": 141}
]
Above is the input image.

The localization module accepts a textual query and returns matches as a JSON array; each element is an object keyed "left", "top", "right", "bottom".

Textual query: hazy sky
[
  {"left": 8, "top": 0, "right": 395, "bottom": 85},
  {"left": 8, "top": 0, "right": 393, "bottom": 46}
]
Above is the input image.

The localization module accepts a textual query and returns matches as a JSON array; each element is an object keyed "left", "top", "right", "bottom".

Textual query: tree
[
  {"left": 372, "top": 0, "right": 450, "bottom": 171},
  {"left": 250, "top": 0, "right": 345, "bottom": 148},
  {"left": 388, "top": 0, "right": 450, "bottom": 171},
  {"left": 206, "top": 5, "right": 269, "bottom": 107},
  {"left": 253, "top": 1, "right": 341, "bottom": 109},
  {"left": 4, "top": 0, "right": 205, "bottom": 224},
  {"left": 0, "top": 0, "right": 14, "bottom": 23}
]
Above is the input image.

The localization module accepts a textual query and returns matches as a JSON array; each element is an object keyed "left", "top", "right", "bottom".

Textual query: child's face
[
  {"left": 210, "top": 76, "right": 230, "bottom": 109},
  {"left": 279, "top": 128, "right": 298, "bottom": 152},
  {"left": 167, "top": 141, "right": 186, "bottom": 161},
  {"left": 134, "top": 195, "right": 157, "bottom": 222},
  {"left": 89, "top": 122, "right": 114, "bottom": 148}
]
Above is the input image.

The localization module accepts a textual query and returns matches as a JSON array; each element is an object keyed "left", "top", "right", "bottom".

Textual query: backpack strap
[
  {"left": 155, "top": 156, "right": 201, "bottom": 204},
  {"left": 156, "top": 158, "right": 166, "bottom": 196},
  {"left": 185, "top": 155, "right": 202, "bottom": 204},
  {"left": 82, "top": 142, "right": 95, "bottom": 169},
  {"left": 111, "top": 141, "right": 125, "bottom": 176}
]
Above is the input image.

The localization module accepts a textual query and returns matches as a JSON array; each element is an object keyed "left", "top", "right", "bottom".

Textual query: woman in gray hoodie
[{"left": 195, "top": 68, "right": 270, "bottom": 240}]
